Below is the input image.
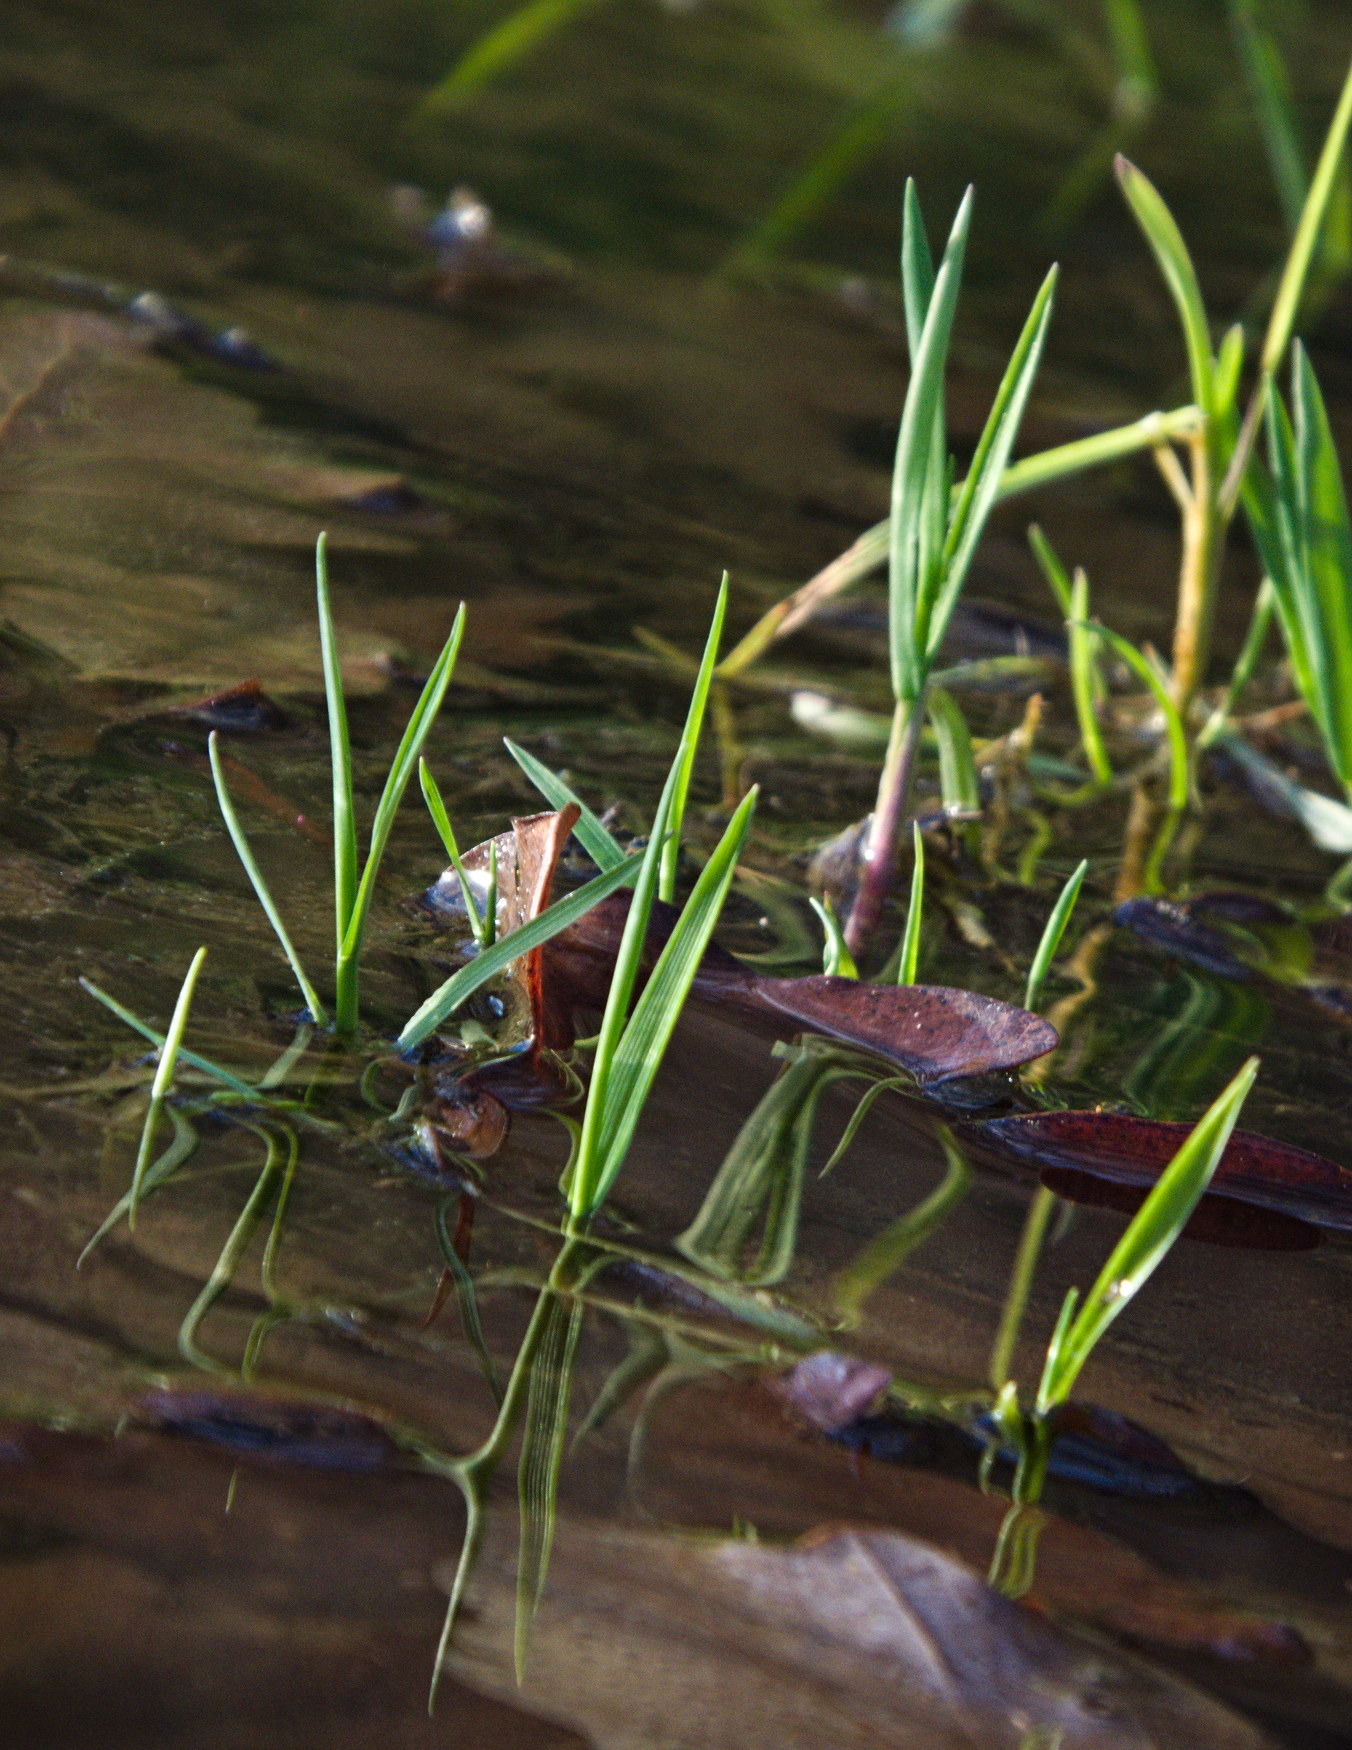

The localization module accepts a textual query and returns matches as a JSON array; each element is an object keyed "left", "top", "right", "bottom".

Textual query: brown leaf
[
  {"left": 540, "top": 892, "right": 1057, "bottom": 1085},
  {"left": 447, "top": 1515, "right": 1272, "bottom": 1749}
]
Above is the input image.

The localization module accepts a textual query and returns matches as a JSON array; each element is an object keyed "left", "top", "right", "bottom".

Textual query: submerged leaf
[{"left": 447, "top": 1516, "right": 1272, "bottom": 1749}]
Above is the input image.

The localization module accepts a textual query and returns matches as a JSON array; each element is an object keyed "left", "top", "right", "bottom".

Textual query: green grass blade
[
  {"left": 315, "top": 533, "right": 358, "bottom": 960},
  {"left": 1115, "top": 156, "right": 1216, "bottom": 412},
  {"left": 567, "top": 599, "right": 732, "bottom": 1214},
  {"left": 715, "top": 407, "right": 1201, "bottom": 680},
  {"left": 1089, "top": 623, "right": 1188, "bottom": 809},
  {"left": 1198, "top": 578, "right": 1276, "bottom": 748},
  {"left": 575, "top": 787, "right": 758, "bottom": 1218},
  {"left": 128, "top": 946, "right": 207, "bottom": 1225},
  {"left": 336, "top": 605, "right": 466, "bottom": 1029},
  {"left": 1293, "top": 345, "right": 1352, "bottom": 786},
  {"left": 1028, "top": 524, "right": 1073, "bottom": 615},
  {"left": 809, "top": 895, "right": 858, "bottom": 978},
  {"left": 660, "top": 574, "right": 727, "bottom": 902},
  {"left": 78, "top": 978, "right": 254, "bottom": 1094},
  {"left": 1036, "top": 1056, "right": 1258, "bottom": 1412},
  {"left": 502, "top": 739, "right": 626, "bottom": 871},
  {"left": 1228, "top": 0, "right": 1308, "bottom": 233},
  {"left": 1261, "top": 54, "right": 1352, "bottom": 377},
  {"left": 397, "top": 851, "right": 643, "bottom": 1049},
  {"left": 1024, "top": 860, "right": 1088, "bottom": 1012},
  {"left": 988, "top": 1183, "right": 1059, "bottom": 1391},
  {"left": 930, "top": 267, "right": 1058, "bottom": 662},
  {"left": 419, "top": 759, "right": 489, "bottom": 946},
  {"left": 896, "top": 822, "right": 925, "bottom": 985},
  {"left": 1067, "top": 569, "right": 1112, "bottom": 784},
  {"left": 418, "top": 0, "right": 604, "bottom": 112},
  {"left": 900, "top": 177, "right": 937, "bottom": 360},
  {"left": 889, "top": 188, "right": 973, "bottom": 702},
  {"left": 1214, "top": 322, "right": 1246, "bottom": 419},
  {"left": 998, "top": 404, "right": 1203, "bottom": 499},
  {"left": 927, "top": 685, "right": 981, "bottom": 822},
  {"left": 720, "top": 78, "right": 910, "bottom": 276},
  {"left": 515, "top": 1291, "right": 584, "bottom": 1678},
  {"left": 209, "top": 733, "right": 327, "bottom": 1024}
]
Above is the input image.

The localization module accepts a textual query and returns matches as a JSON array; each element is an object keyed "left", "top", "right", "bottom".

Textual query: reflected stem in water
[
  {"left": 988, "top": 1183, "right": 1060, "bottom": 1393},
  {"left": 428, "top": 1235, "right": 596, "bottom": 1708},
  {"left": 832, "top": 1123, "right": 972, "bottom": 1327}
]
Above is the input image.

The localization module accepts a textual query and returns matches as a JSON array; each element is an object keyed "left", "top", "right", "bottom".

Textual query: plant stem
[
  {"left": 1169, "top": 427, "right": 1225, "bottom": 714},
  {"left": 844, "top": 696, "right": 925, "bottom": 959}
]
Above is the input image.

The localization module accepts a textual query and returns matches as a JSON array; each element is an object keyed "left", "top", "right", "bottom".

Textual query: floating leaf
[
  {"left": 542, "top": 893, "right": 1057, "bottom": 1087},
  {"left": 979, "top": 1108, "right": 1352, "bottom": 1235}
]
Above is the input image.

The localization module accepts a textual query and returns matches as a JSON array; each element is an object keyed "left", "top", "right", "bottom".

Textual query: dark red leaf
[{"left": 979, "top": 1109, "right": 1352, "bottom": 1235}]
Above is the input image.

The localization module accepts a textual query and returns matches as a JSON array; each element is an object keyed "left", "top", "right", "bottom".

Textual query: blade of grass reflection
[
  {"left": 179, "top": 1122, "right": 297, "bottom": 1372},
  {"left": 435, "top": 1197, "right": 502, "bottom": 1407},
  {"left": 209, "top": 735, "right": 326, "bottom": 1023},
  {"left": 574, "top": 1322, "right": 669, "bottom": 1446},
  {"left": 515, "top": 1291, "right": 584, "bottom": 1677},
  {"left": 78, "top": 1106, "right": 199, "bottom": 1267},
  {"left": 676, "top": 1043, "right": 851, "bottom": 1286},
  {"left": 77, "top": 980, "right": 344, "bottom": 1120},
  {"left": 832, "top": 1123, "right": 971, "bottom": 1327}
]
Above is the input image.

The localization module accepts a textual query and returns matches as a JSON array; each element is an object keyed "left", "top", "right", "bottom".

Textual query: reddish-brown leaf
[
  {"left": 541, "top": 892, "right": 1058, "bottom": 1086},
  {"left": 980, "top": 1110, "right": 1352, "bottom": 1234}
]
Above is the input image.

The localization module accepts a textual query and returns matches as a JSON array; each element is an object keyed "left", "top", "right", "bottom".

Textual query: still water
[{"left": 2, "top": 3, "right": 1352, "bottom": 1745}]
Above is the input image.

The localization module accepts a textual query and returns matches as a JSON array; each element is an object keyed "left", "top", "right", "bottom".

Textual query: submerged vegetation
[{"left": 15, "top": 3, "right": 1352, "bottom": 1741}]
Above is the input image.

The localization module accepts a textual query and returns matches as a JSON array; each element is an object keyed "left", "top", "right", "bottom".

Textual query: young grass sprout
[
  {"left": 845, "top": 182, "right": 1056, "bottom": 955},
  {"left": 1036, "top": 1055, "right": 1258, "bottom": 1413}
]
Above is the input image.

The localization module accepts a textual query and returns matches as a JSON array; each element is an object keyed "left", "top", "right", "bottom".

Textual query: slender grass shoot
[
  {"left": 896, "top": 823, "right": 925, "bottom": 985},
  {"left": 845, "top": 181, "right": 1056, "bottom": 953},
  {"left": 419, "top": 758, "right": 490, "bottom": 946},
  {"left": 503, "top": 738, "right": 627, "bottom": 870},
  {"left": 809, "top": 895, "right": 858, "bottom": 978},
  {"left": 126, "top": 947, "right": 208, "bottom": 1226},
  {"left": 1035, "top": 1055, "right": 1258, "bottom": 1413},
  {"left": 209, "top": 734, "right": 327, "bottom": 1022},
  {"left": 1023, "top": 860, "right": 1088, "bottom": 1012}
]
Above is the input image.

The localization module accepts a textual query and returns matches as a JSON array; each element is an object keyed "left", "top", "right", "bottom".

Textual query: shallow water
[{"left": 3, "top": 3, "right": 1352, "bottom": 1746}]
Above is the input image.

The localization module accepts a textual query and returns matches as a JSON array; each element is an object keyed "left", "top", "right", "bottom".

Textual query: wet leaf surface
[
  {"left": 540, "top": 890, "right": 1058, "bottom": 1086},
  {"left": 448, "top": 1513, "right": 1275, "bottom": 1749},
  {"left": 976, "top": 1110, "right": 1352, "bottom": 1235}
]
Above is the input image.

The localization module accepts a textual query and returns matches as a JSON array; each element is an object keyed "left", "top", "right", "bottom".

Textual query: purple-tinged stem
[{"left": 844, "top": 697, "right": 925, "bottom": 960}]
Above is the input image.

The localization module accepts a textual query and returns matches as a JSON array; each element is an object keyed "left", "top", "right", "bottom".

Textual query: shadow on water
[{"left": 4, "top": 2, "right": 1352, "bottom": 1746}]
